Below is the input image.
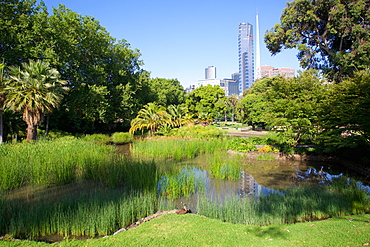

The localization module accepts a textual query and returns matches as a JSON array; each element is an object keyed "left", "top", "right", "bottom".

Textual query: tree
[
  {"left": 185, "top": 85, "right": 227, "bottom": 120},
  {"left": 166, "top": 104, "right": 192, "bottom": 128},
  {"left": 6, "top": 60, "right": 67, "bottom": 141},
  {"left": 227, "top": 94, "right": 239, "bottom": 122},
  {"left": 265, "top": 0, "right": 370, "bottom": 81},
  {"left": 318, "top": 71, "right": 370, "bottom": 153},
  {"left": 148, "top": 78, "right": 186, "bottom": 107},
  {"left": 0, "top": 0, "right": 52, "bottom": 66},
  {"left": 129, "top": 103, "right": 168, "bottom": 135}
]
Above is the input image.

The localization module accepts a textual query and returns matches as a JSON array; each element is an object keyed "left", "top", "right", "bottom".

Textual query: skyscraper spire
[{"left": 255, "top": 10, "right": 261, "bottom": 80}]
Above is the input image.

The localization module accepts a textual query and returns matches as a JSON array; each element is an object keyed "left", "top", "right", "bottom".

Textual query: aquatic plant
[
  {"left": 132, "top": 137, "right": 227, "bottom": 161},
  {"left": 112, "top": 132, "right": 133, "bottom": 144},
  {"left": 197, "top": 180, "right": 370, "bottom": 226},
  {"left": 158, "top": 167, "right": 206, "bottom": 199},
  {"left": 209, "top": 154, "right": 241, "bottom": 180}
]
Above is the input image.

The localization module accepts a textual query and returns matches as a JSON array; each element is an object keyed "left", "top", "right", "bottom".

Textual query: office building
[
  {"left": 205, "top": 66, "right": 216, "bottom": 79},
  {"left": 238, "top": 23, "right": 254, "bottom": 94},
  {"left": 260, "top": 66, "right": 295, "bottom": 78}
]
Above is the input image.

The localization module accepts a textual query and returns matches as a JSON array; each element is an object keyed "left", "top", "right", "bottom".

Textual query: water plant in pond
[
  {"left": 132, "top": 137, "right": 227, "bottom": 161},
  {"left": 112, "top": 132, "right": 133, "bottom": 144},
  {"left": 197, "top": 179, "right": 370, "bottom": 226},
  {"left": 1, "top": 186, "right": 175, "bottom": 239},
  {"left": 158, "top": 167, "right": 206, "bottom": 199},
  {"left": 209, "top": 154, "right": 242, "bottom": 180}
]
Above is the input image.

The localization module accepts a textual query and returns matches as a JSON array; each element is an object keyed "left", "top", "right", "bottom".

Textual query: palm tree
[
  {"left": 166, "top": 104, "right": 193, "bottom": 128},
  {"left": 6, "top": 60, "right": 67, "bottom": 141},
  {"left": 129, "top": 103, "right": 168, "bottom": 135}
]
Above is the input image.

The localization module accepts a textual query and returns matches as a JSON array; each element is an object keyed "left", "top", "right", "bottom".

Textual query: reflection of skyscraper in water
[
  {"left": 239, "top": 171, "right": 258, "bottom": 197},
  {"left": 239, "top": 171, "right": 276, "bottom": 198}
]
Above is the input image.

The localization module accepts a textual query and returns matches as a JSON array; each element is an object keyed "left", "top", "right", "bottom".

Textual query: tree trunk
[
  {"left": 26, "top": 124, "right": 38, "bottom": 141},
  {"left": 45, "top": 113, "right": 50, "bottom": 137}
]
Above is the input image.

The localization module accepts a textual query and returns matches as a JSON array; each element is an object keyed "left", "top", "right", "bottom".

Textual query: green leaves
[{"left": 265, "top": 0, "right": 370, "bottom": 81}]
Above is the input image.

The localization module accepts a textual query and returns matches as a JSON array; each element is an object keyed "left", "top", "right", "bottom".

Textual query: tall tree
[
  {"left": 6, "top": 60, "right": 67, "bottom": 141},
  {"left": 265, "top": 0, "right": 370, "bottom": 81},
  {"left": 185, "top": 85, "right": 227, "bottom": 120},
  {"left": 148, "top": 78, "right": 186, "bottom": 107}
]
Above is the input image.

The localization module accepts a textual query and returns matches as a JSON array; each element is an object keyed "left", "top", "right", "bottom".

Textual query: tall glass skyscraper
[{"left": 238, "top": 23, "right": 254, "bottom": 94}]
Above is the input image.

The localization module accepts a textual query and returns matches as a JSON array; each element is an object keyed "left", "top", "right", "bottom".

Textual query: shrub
[
  {"left": 81, "top": 134, "right": 111, "bottom": 144},
  {"left": 112, "top": 132, "right": 133, "bottom": 144},
  {"left": 170, "top": 125, "right": 227, "bottom": 139},
  {"left": 258, "top": 145, "right": 279, "bottom": 153}
]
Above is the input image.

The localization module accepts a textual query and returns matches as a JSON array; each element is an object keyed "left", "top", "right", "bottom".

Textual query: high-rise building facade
[
  {"left": 205, "top": 66, "right": 216, "bottom": 79},
  {"left": 260, "top": 66, "right": 295, "bottom": 78},
  {"left": 238, "top": 23, "right": 254, "bottom": 94}
]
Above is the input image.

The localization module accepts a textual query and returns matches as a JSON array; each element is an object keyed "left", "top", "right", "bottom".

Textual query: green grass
[
  {"left": 111, "top": 132, "right": 133, "bottom": 144},
  {"left": 1, "top": 213, "right": 370, "bottom": 246},
  {"left": 132, "top": 137, "right": 227, "bottom": 161}
]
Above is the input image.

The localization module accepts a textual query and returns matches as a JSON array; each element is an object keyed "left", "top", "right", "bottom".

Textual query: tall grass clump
[
  {"left": 3, "top": 188, "right": 163, "bottom": 239},
  {"left": 197, "top": 179, "right": 370, "bottom": 226},
  {"left": 132, "top": 137, "right": 227, "bottom": 161},
  {"left": 158, "top": 167, "right": 206, "bottom": 198},
  {"left": 209, "top": 154, "right": 241, "bottom": 180},
  {"left": 112, "top": 132, "right": 133, "bottom": 144},
  {"left": 0, "top": 139, "right": 123, "bottom": 190},
  {"left": 81, "top": 134, "right": 111, "bottom": 144},
  {"left": 170, "top": 125, "right": 227, "bottom": 138}
]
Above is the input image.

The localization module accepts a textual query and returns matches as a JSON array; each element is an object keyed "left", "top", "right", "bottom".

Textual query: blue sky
[{"left": 42, "top": 0, "right": 301, "bottom": 87}]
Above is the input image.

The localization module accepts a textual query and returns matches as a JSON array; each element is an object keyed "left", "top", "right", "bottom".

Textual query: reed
[
  {"left": 158, "top": 167, "right": 206, "bottom": 199},
  {"left": 209, "top": 153, "right": 242, "bottom": 180},
  {"left": 0, "top": 139, "right": 117, "bottom": 190},
  {"left": 197, "top": 180, "right": 370, "bottom": 226},
  {"left": 132, "top": 137, "right": 227, "bottom": 161},
  {"left": 3, "top": 187, "right": 164, "bottom": 239},
  {"left": 112, "top": 132, "right": 133, "bottom": 144}
]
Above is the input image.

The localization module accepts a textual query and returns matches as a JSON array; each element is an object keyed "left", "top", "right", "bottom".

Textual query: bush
[
  {"left": 170, "top": 125, "right": 227, "bottom": 139},
  {"left": 112, "top": 132, "right": 133, "bottom": 144},
  {"left": 81, "top": 134, "right": 111, "bottom": 144},
  {"left": 227, "top": 138, "right": 257, "bottom": 152},
  {"left": 258, "top": 145, "right": 279, "bottom": 153}
]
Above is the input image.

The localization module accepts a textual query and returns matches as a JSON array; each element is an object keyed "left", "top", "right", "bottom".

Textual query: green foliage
[
  {"left": 132, "top": 137, "right": 227, "bottom": 161},
  {"left": 112, "top": 132, "right": 133, "bottom": 144},
  {"left": 185, "top": 85, "right": 227, "bottom": 120},
  {"left": 158, "top": 167, "right": 205, "bottom": 199},
  {"left": 198, "top": 180, "right": 370, "bottom": 226},
  {"left": 209, "top": 154, "right": 241, "bottom": 180},
  {"left": 82, "top": 134, "right": 111, "bottom": 144},
  {"left": 6, "top": 60, "right": 67, "bottom": 141},
  {"left": 227, "top": 138, "right": 257, "bottom": 152},
  {"left": 170, "top": 125, "right": 227, "bottom": 139},
  {"left": 147, "top": 78, "right": 186, "bottom": 106},
  {"left": 317, "top": 71, "right": 370, "bottom": 155},
  {"left": 264, "top": 0, "right": 370, "bottom": 81}
]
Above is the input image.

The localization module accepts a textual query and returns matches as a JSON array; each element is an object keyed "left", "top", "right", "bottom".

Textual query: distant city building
[
  {"left": 238, "top": 23, "right": 254, "bottom": 94},
  {"left": 260, "top": 66, "right": 295, "bottom": 78},
  {"left": 194, "top": 68, "right": 239, "bottom": 96},
  {"left": 205, "top": 66, "right": 216, "bottom": 79}
]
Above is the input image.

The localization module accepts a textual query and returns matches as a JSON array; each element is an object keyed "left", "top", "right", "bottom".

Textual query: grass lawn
[{"left": 2, "top": 213, "right": 369, "bottom": 246}]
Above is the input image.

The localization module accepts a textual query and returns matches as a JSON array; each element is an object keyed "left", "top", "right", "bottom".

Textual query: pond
[
  {"left": 117, "top": 144, "right": 369, "bottom": 213},
  {"left": 4, "top": 142, "right": 369, "bottom": 242}
]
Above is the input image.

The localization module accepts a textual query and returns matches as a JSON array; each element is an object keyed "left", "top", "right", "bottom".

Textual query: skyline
[{"left": 42, "top": 0, "right": 301, "bottom": 87}]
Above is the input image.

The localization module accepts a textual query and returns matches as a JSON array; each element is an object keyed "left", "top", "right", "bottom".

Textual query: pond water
[{"left": 116, "top": 144, "right": 369, "bottom": 213}]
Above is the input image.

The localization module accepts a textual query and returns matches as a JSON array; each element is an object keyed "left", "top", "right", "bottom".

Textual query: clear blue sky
[{"left": 42, "top": 0, "right": 301, "bottom": 87}]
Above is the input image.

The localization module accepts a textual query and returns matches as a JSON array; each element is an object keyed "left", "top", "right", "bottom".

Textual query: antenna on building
[{"left": 255, "top": 9, "right": 261, "bottom": 80}]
